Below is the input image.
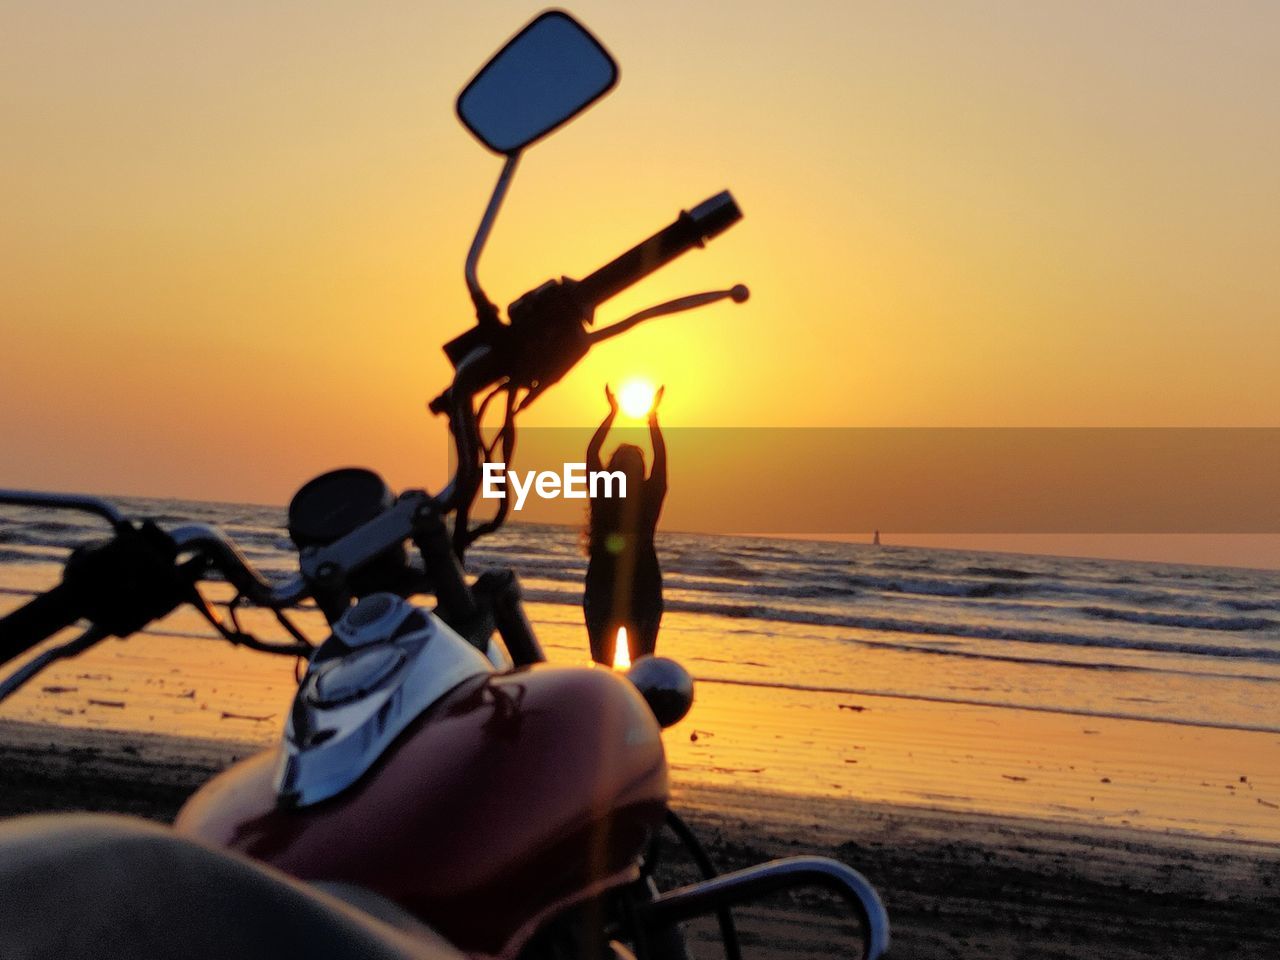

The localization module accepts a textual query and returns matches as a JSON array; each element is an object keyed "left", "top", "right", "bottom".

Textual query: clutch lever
[{"left": 588, "top": 284, "right": 749, "bottom": 346}]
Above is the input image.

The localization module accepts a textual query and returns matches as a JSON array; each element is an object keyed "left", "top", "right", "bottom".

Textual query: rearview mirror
[{"left": 457, "top": 11, "right": 618, "bottom": 155}]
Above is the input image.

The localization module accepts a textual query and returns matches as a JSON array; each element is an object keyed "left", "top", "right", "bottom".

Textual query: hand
[
  {"left": 605, "top": 384, "right": 618, "bottom": 414},
  {"left": 648, "top": 385, "right": 665, "bottom": 422}
]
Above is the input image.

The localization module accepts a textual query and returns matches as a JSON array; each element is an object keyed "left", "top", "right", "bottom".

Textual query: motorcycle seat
[{"left": 0, "top": 814, "right": 463, "bottom": 960}]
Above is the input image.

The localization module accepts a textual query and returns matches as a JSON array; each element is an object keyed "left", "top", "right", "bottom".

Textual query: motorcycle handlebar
[
  {"left": 574, "top": 191, "right": 742, "bottom": 309},
  {"left": 434, "top": 191, "right": 743, "bottom": 540},
  {"left": 168, "top": 525, "right": 309, "bottom": 609},
  {"left": 0, "top": 522, "right": 309, "bottom": 670}
]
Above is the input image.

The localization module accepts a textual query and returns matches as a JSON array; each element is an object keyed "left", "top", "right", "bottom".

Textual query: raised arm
[
  {"left": 648, "top": 386, "right": 667, "bottom": 495},
  {"left": 587, "top": 385, "right": 618, "bottom": 473}
]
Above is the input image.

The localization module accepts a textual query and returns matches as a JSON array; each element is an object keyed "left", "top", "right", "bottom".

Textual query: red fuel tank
[{"left": 175, "top": 664, "right": 668, "bottom": 958}]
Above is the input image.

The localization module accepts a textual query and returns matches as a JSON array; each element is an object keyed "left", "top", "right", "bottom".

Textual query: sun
[{"left": 618, "top": 379, "right": 656, "bottom": 419}]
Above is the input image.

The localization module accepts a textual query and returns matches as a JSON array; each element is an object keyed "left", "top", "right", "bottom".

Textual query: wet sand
[
  {"left": 5, "top": 604, "right": 1279, "bottom": 842},
  {"left": 1, "top": 713, "right": 1277, "bottom": 959}
]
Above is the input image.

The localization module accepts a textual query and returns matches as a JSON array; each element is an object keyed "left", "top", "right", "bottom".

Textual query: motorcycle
[{"left": 0, "top": 11, "right": 889, "bottom": 960}]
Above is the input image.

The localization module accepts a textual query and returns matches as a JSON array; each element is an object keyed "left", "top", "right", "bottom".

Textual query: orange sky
[{"left": 3, "top": 2, "right": 1278, "bottom": 565}]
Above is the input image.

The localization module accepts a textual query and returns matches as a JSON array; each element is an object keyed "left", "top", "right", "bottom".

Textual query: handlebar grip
[
  {"left": 574, "top": 191, "right": 742, "bottom": 309},
  {"left": 0, "top": 581, "right": 81, "bottom": 667}
]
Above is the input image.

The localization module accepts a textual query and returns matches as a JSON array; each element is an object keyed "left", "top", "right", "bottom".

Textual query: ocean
[{"left": 2, "top": 495, "right": 1278, "bottom": 737}]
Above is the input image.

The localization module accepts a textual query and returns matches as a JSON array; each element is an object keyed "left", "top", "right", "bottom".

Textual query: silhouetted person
[{"left": 583, "top": 384, "right": 667, "bottom": 665}]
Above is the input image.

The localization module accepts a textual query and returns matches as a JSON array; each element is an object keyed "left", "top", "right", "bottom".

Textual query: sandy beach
[
  {"left": 1, "top": 716, "right": 1277, "bottom": 959},
  {"left": 1, "top": 613, "right": 1278, "bottom": 958}
]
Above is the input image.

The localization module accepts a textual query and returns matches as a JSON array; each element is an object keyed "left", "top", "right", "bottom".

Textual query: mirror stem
[{"left": 465, "top": 153, "right": 521, "bottom": 327}]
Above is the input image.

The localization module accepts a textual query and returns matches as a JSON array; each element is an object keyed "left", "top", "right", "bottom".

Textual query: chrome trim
[
  {"left": 297, "top": 493, "right": 425, "bottom": 585},
  {"left": 465, "top": 153, "right": 520, "bottom": 313},
  {"left": 276, "top": 594, "right": 494, "bottom": 807},
  {"left": 169, "top": 524, "right": 309, "bottom": 608}
]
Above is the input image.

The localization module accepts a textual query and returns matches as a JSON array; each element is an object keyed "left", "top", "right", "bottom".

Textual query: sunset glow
[
  {"left": 617, "top": 380, "right": 657, "bottom": 419},
  {"left": 3, "top": 2, "right": 1278, "bottom": 565}
]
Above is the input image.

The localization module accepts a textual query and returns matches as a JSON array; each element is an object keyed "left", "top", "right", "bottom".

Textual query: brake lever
[
  {"left": 588, "top": 284, "right": 749, "bottom": 346},
  {"left": 508, "top": 284, "right": 750, "bottom": 416}
]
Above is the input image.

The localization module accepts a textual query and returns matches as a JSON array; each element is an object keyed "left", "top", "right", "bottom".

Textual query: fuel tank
[{"left": 175, "top": 664, "right": 668, "bottom": 959}]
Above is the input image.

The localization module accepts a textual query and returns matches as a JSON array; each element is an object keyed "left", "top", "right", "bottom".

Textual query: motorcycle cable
[
  {"left": 474, "top": 380, "right": 507, "bottom": 434},
  {"left": 222, "top": 593, "right": 314, "bottom": 654},
  {"left": 452, "top": 382, "right": 520, "bottom": 556},
  {"left": 467, "top": 387, "right": 518, "bottom": 545},
  {"left": 192, "top": 589, "right": 312, "bottom": 658},
  {"left": 272, "top": 607, "right": 314, "bottom": 652},
  {"left": 660, "top": 809, "right": 742, "bottom": 960},
  {"left": 480, "top": 389, "right": 515, "bottom": 462}
]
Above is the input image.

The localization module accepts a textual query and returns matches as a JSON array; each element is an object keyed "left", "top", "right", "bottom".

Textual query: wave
[
  {"left": 844, "top": 573, "right": 1028, "bottom": 599},
  {"left": 735, "top": 543, "right": 800, "bottom": 559},
  {"left": 665, "top": 575, "right": 856, "bottom": 602},
  {"left": 842, "top": 569, "right": 1269, "bottom": 612},
  {"left": 1081, "top": 605, "right": 1277, "bottom": 633},
  {"left": 666, "top": 553, "right": 759, "bottom": 580},
  {"left": 1218, "top": 598, "right": 1280, "bottom": 613},
  {"left": 513, "top": 585, "right": 1280, "bottom": 666},
  {"left": 216, "top": 530, "right": 297, "bottom": 554},
  {"left": 0, "top": 527, "right": 91, "bottom": 551},
  {"left": 870, "top": 558, "right": 938, "bottom": 572},
  {"left": 963, "top": 565, "right": 1038, "bottom": 580}
]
